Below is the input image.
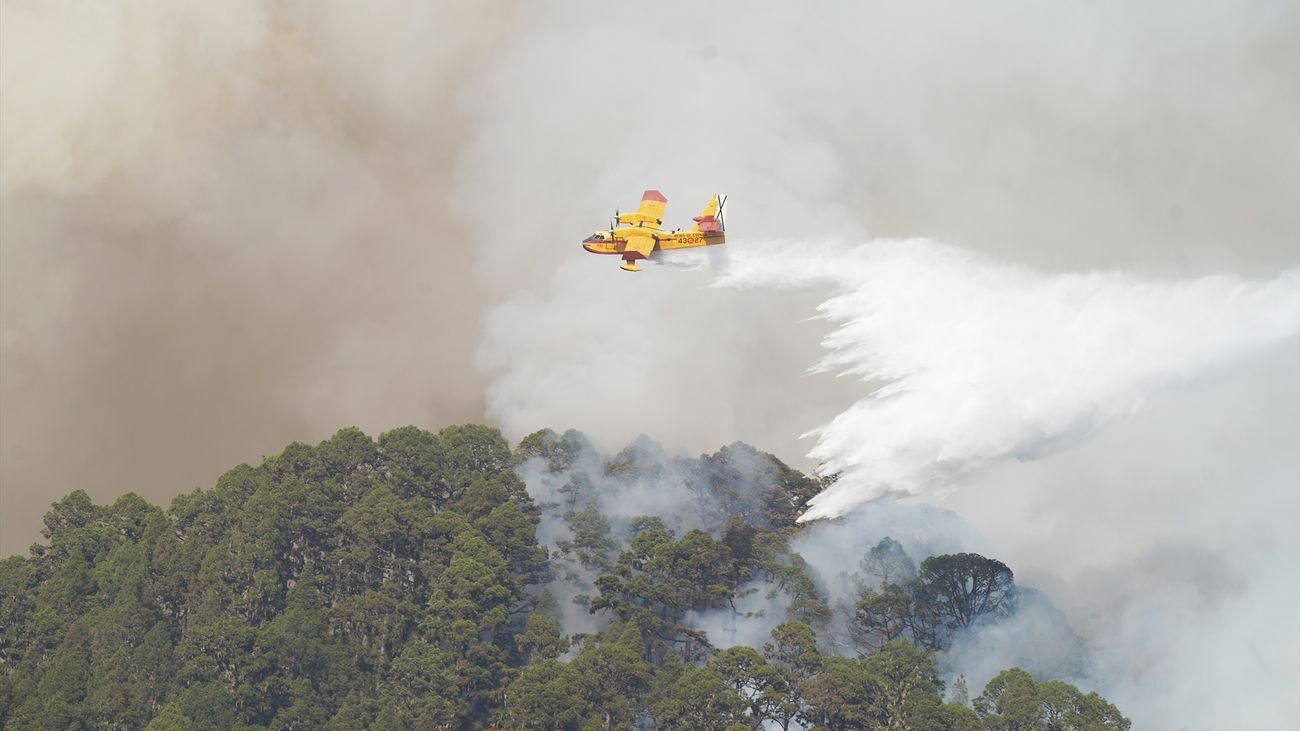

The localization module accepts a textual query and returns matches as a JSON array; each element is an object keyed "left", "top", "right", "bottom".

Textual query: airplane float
[{"left": 581, "top": 190, "right": 726, "bottom": 271}]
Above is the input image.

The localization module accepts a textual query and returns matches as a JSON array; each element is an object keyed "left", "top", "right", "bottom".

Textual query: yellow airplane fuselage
[{"left": 581, "top": 229, "right": 727, "bottom": 257}]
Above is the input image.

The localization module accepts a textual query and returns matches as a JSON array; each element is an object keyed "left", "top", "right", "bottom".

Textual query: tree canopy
[{"left": 0, "top": 424, "right": 1127, "bottom": 730}]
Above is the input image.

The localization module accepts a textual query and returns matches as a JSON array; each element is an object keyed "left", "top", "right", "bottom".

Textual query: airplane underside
[{"left": 583, "top": 233, "right": 726, "bottom": 272}]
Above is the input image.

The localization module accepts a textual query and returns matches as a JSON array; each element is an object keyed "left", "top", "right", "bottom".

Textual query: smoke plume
[{"left": 0, "top": 0, "right": 511, "bottom": 554}]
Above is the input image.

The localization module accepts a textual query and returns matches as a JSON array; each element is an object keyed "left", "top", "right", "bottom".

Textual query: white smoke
[
  {"left": 944, "top": 337, "right": 1300, "bottom": 730},
  {"left": 715, "top": 239, "right": 1300, "bottom": 520}
]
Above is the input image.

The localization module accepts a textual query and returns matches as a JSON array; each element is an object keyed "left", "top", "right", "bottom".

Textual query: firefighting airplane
[{"left": 581, "top": 190, "right": 726, "bottom": 271}]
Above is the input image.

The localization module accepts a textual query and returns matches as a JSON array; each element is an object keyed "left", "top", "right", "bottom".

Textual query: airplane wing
[
  {"left": 622, "top": 230, "right": 656, "bottom": 259},
  {"left": 618, "top": 229, "right": 657, "bottom": 271},
  {"left": 616, "top": 190, "right": 667, "bottom": 230}
]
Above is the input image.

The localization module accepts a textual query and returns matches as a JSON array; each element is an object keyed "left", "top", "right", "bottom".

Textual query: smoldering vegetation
[
  {"left": 515, "top": 427, "right": 1102, "bottom": 701},
  {"left": 515, "top": 429, "right": 824, "bottom": 639}
]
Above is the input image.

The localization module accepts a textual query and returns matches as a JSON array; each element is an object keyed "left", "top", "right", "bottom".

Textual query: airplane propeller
[{"left": 716, "top": 195, "right": 727, "bottom": 232}]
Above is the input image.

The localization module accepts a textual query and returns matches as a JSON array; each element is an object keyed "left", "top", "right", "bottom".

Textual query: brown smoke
[{"left": 0, "top": 0, "right": 515, "bottom": 553}]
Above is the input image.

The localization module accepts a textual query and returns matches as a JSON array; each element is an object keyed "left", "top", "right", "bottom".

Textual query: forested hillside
[{"left": 0, "top": 425, "right": 1129, "bottom": 730}]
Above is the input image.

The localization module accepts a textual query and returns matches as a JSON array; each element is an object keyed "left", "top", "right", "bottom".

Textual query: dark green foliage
[
  {"left": 517, "top": 609, "right": 569, "bottom": 662},
  {"left": 861, "top": 640, "right": 946, "bottom": 728},
  {"left": 560, "top": 504, "right": 616, "bottom": 571},
  {"left": 854, "top": 581, "right": 916, "bottom": 651},
  {"left": 975, "top": 668, "right": 1131, "bottom": 731},
  {"left": 765, "top": 620, "right": 825, "bottom": 679},
  {"left": 917, "top": 553, "right": 1017, "bottom": 632},
  {"left": 652, "top": 666, "right": 748, "bottom": 729},
  {"left": 514, "top": 428, "right": 591, "bottom": 473},
  {"left": 761, "top": 621, "right": 822, "bottom": 730},
  {"left": 1, "top": 424, "right": 1128, "bottom": 730},
  {"left": 377, "top": 639, "right": 466, "bottom": 728},
  {"left": 1, "top": 426, "right": 538, "bottom": 729},
  {"left": 943, "top": 701, "right": 985, "bottom": 731},
  {"left": 758, "top": 545, "right": 832, "bottom": 626},
  {"left": 590, "top": 522, "right": 741, "bottom": 659},
  {"left": 707, "top": 645, "right": 791, "bottom": 728},
  {"left": 800, "top": 654, "right": 880, "bottom": 730},
  {"left": 852, "top": 542, "right": 1025, "bottom": 653},
  {"left": 500, "top": 658, "right": 590, "bottom": 729},
  {"left": 571, "top": 624, "right": 654, "bottom": 730}
]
